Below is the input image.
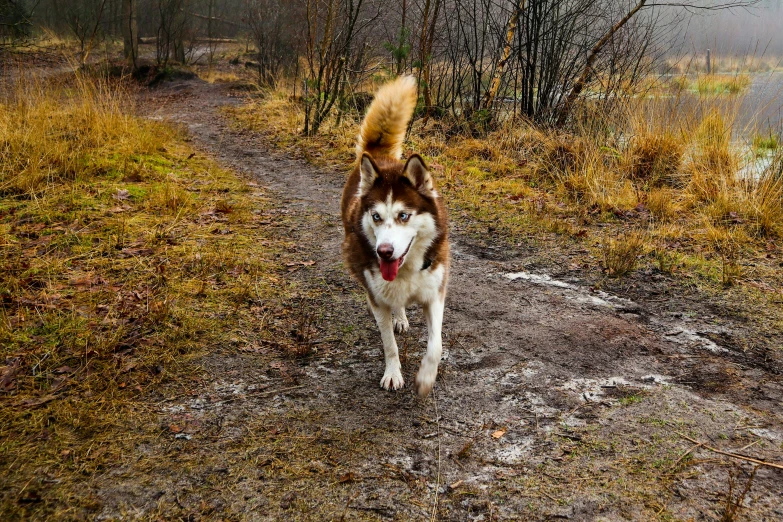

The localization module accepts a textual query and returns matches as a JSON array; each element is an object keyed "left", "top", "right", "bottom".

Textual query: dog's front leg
[
  {"left": 415, "top": 297, "right": 444, "bottom": 397},
  {"left": 369, "top": 298, "right": 404, "bottom": 391},
  {"left": 393, "top": 308, "right": 409, "bottom": 333}
]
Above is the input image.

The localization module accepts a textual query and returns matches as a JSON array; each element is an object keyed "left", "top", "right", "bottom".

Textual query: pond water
[{"left": 737, "top": 72, "right": 783, "bottom": 134}]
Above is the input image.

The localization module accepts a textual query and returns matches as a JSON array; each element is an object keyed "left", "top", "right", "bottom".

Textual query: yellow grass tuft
[
  {"left": 602, "top": 232, "right": 646, "bottom": 277},
  {"left": 626, "top": 133, "right": 684, "bottom": 188},
  {"left": 646, "top": 188, "right": 679, "bottom": 221}
]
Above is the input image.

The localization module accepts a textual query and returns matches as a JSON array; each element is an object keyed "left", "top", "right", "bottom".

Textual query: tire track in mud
[{"left": 108, "top": 79, "right": 783, "bottom": 521}]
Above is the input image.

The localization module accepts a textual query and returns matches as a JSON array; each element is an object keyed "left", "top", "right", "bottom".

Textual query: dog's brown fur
[{"left": 339, "top": 76, "right": 450, "bottom": 396}]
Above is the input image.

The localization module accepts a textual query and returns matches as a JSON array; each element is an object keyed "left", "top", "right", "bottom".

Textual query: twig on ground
[
  {"left": 156, "top": 384, "right": 304, "bottom": 406},
  {"left": 735, "top": 440, "right": 760, "bottom": 453},
  {"left": 672, "top": 442, "right": 702, "bottom": 469},
  {"left": 676, "top": 432, "right": 783, "bottom": 470},
  {"left": 430, "top": 388, "right": 442, "bottom": 522},
  {"left": 235, "top": 384, "right": 306, "bottom": 400}
]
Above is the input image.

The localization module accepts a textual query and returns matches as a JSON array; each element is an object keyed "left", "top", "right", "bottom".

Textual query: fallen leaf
[
  {"left": 120, "top": 246, "right": 155, "bottom": 258},
  {"left": 1, "top": 358, "right": 21, "bottom": 392},
  {"left": 49, "top": 377, "right": 68, "bottom": 393},
  {"left": 18, "top": 394, "right": 58, "bottom": 408},
  {"left": 285, "top": 261, "right": 315, "bottom": 267},
  {"left": 491, "top": 428, "right": 507, "bottom": 439},
  {"left": 168, "top": 424, "right": 183, "bottom": 434},
  {"left": 338, "top": 472, "right": 357, "bottom": 483},
  {"left": 113, "top": 189, "right": 130, "bottom": 201},
  {"left": 120, "top": 360, "right": 138, "bottom": 373},
  {"left": 71, "top": 275, "right": 106, "bottom": 287},
  {"left": 239, "top": 344, "right": 263, "bottom": 353}
]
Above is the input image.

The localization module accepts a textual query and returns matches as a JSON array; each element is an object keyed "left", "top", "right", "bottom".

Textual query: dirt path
[{"left": 101, "top": 79, "right": 783, "bottom": 521}]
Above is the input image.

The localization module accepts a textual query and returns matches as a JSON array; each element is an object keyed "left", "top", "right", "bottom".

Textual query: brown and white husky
[{"left": 340, "top": 76, "right": 450, "bottom": 397}]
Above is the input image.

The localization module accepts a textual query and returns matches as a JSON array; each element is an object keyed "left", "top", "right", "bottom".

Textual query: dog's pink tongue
[{"left": 379, "top": 259, "right": 400, "bottom": 282}]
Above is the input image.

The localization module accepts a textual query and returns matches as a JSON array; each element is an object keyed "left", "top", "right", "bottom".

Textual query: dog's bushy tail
[{"left": 356, "top": 76, "right": 418, "bottom": 161}]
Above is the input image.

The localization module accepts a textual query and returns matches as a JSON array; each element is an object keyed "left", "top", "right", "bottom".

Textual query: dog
[{"left": 341, "top": 76, "right": 450, "bottom": 397}]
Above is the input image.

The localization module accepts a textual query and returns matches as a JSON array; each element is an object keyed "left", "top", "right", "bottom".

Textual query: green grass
[
  {"left": 619, "top": 393, "right": 646, "bottom": 406},
  {"left": 752, "top": 133, "right": 779, "bottom": 156},
  {"left": 694, "top": 74, "right": 751, "bottom": 95}
]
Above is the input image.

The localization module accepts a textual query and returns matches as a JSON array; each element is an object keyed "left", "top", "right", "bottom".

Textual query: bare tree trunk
[
  {"left": 81, "top": 0, "right": 108, "bottom": 66},
  {"left": 395, "top": 0, "right": 407, "bottom": 75},
  {"left": 122, "top": 0, "right": 138, "bottom": 69},
  {"left": 481, "top": 0, "right": 524, "bottom": 111},
  {"left": 207, "top": 0, "right": 215, "bottom": 69},
  {"left": 173, "top": 3, "right": 187, "bottom": 63},
  {"left": 556, "top": 0, "right": 647, "bottom": 126},
  {"left": 419, "top": 0, "right": 441, "bottom": 121}
]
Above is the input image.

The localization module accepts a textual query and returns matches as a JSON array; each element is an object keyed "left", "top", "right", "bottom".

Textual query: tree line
[{"left": 2, "top": 0, "right": 759, "bottom": 132}]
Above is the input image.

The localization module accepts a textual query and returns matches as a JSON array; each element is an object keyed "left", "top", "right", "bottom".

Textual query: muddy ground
[{"left": 82, "top": 78, "right": 783, "bottom": 521}]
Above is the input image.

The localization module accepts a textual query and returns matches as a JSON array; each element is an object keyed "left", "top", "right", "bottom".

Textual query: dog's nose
[{"left": 377, "top": 243, "right": 394, "bottom": 260}]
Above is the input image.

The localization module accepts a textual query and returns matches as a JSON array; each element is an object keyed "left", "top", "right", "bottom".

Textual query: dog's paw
[
  {"left": 380, "top": 368, "right": 405, "bottom": 391},
  {"left": 393, "top": 313, "right": 409, "bottom": 333},
  {"left": 414, "top": 363, "right": 438, "bottom": 398}
]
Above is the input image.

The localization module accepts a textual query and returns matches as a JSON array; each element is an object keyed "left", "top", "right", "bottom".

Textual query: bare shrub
[{"left": 246, "top": 0, "right": 303, "bottom": 87}]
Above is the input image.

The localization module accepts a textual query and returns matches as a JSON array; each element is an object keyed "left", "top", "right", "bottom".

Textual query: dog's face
[{"left": 358, "top": 154, "right": 439, "bottom": 282}]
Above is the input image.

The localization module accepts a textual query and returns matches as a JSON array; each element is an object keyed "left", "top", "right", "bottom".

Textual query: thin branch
[{"left": 676, "top": 432, "right": 783, "bottom": 471}]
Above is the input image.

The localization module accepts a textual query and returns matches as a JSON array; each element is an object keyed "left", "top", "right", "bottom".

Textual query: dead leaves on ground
[
  {"left": 491, "top": 428, "right": 508, "bottom": 439},
  {"left": 0, "top": 358, "right": 21, "bottom": 392}
]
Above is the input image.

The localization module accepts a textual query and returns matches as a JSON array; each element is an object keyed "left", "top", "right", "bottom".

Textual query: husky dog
[{"left": 341, "top": 76, "right": 450, "bottom": 397}]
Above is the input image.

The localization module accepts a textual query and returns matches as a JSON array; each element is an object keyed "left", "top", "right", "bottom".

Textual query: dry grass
[
  {"left": 226, "top": 78, "right": 783, "bottom": 300},
  {"left": 200, "top": 69, "right": 242, "bottom": 84},
  {"left": 602, "top": 232, "right": 647, "bottom": 277},
  {"left": 695, "top": 74, "right": 752, "bottom": 95},
  {"left": 668, "top": 73, "right": 752, "bottom": 96},
  {"left": 752, "top": 133, "right": 779, "bottom": 156},
  {"left": 0, "top": 73, "right": 296, "bottom": 518},
  {"left": 665, "top": 54, "right": 783, "bottom": 74},
  {"left": 625, "top": 133, "right": 684, "bottom": 188}
]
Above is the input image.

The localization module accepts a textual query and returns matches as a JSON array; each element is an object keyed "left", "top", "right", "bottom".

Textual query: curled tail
[{"left": 356, "top": 76, "right": 418, "bottom": 161}]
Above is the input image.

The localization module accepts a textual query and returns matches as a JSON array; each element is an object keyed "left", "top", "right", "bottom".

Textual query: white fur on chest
[{"left": 365, "top": 264, "right": 444, "bottom": 309}]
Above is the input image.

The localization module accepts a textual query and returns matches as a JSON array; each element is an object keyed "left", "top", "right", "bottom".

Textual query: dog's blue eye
[
  {"left": 399, "top": 212, "right": 410, "bottom": 222},
  {"left": 372, "top": 212, "right": 381, "bottom": 222}
]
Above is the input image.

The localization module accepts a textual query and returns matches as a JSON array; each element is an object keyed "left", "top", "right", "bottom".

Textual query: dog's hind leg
[
  {"left": 415, "top": 297, "right": 444, "bottom": 397},
  {"left": 369, "top": 298, "right": 404, "bottom": 391},
  {"left": 393, "top": 308, "right": 409, "bottom": 333}
]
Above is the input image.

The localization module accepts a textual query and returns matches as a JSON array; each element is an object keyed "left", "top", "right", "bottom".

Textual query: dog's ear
[
  {"left": 359, "top": 153, "right": 380, "bottom": 195},
  {"left": 402, "top": 154, "right": 435, "bottom": 197}
]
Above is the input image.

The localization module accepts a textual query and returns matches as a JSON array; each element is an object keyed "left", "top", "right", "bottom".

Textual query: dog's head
[{"left": 358, "top": 153, "right": 439, "bottom": 282}]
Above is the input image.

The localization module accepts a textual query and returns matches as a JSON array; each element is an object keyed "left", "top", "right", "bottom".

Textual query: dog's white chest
[{"left": 365, "top": 265, "right": 444, "bottom": 309}]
